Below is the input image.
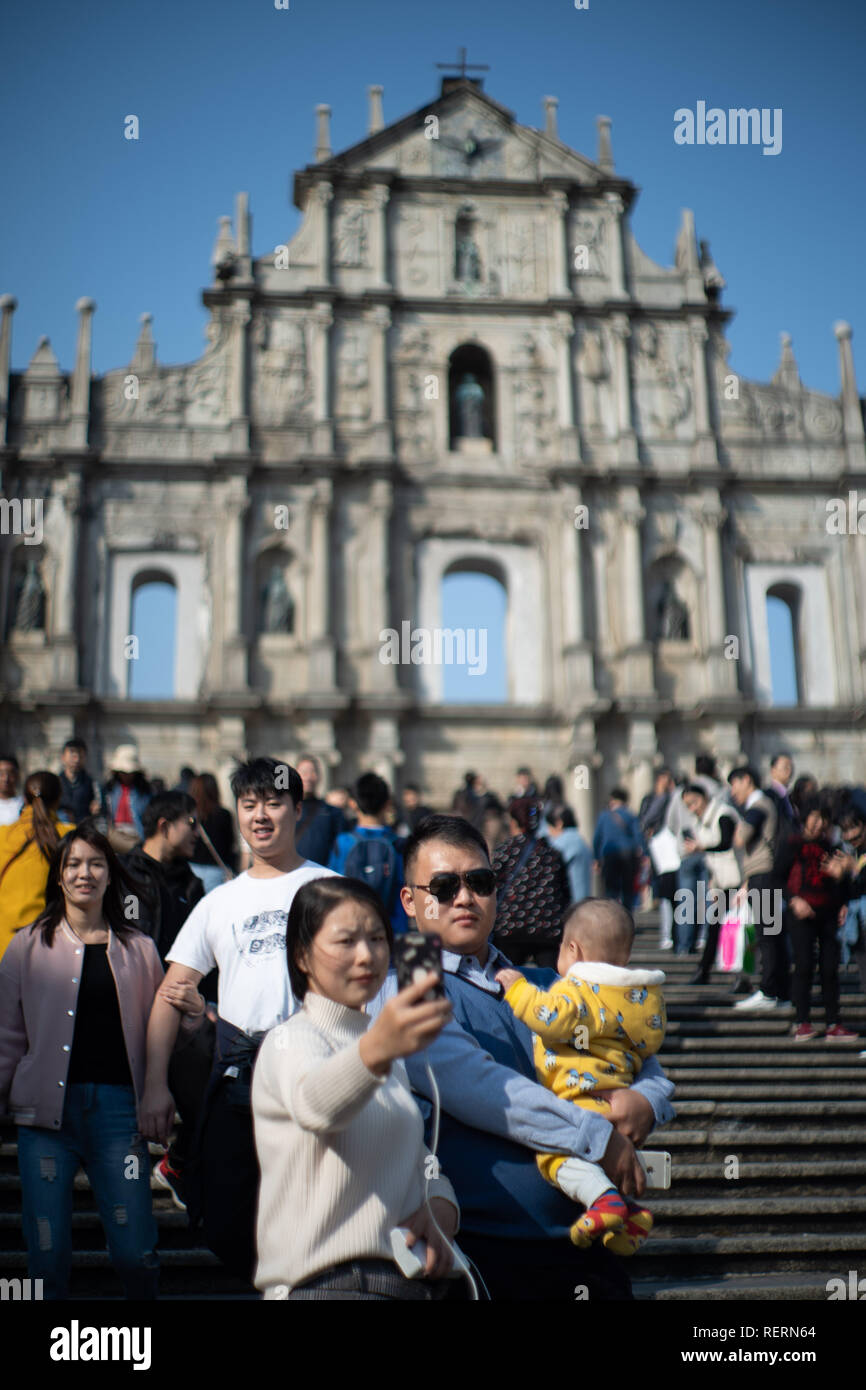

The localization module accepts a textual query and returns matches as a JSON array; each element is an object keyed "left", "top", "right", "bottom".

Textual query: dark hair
[
  {"left": 296, "top": 753, "right": 321, "bottom": 774},
  {"left": 684, "top": 782, "right": 709, "bottom": 800},
  {"left": 463, "top": 770, "right": 477, "bottom": 786},
  {"left": 0, "top": 753, "right": 20, "bottom": 769},
  {"left": 790, "top": 774, "right": 818, "bottom": 815},
  {"left": 354, "top": 772, "right": 390, "bottom": 817},
  {"left": 798, "top": 795, "right": 828, "bottom": 826},
  {"left": 63, "top": 738, "right": 87, "bottom": 754},
  {"left": 189, "top": 773, "right": 221, "bottom": 821},
  {"left": 230, "top": 757, "right": 303, "bottom": 807},
  {"left": 141, "top": 790, "right": 196, "bottom": 840},
  {"left": 287, "top": 876, "right": 393, "bottom": 1001},
  {"left": 550, "top": 802, "right": 577, "bottom": 829},
  {"left": 508, "top": 796, "right": 540, "bottom": 835},
  {"left": 31, "top": 820, "right": 145, "bottom": 947},
  {"left": 403, "top": 813, "right": 491, "bottom": 881},
  {"left": 0, "top": 772, "right": 66, "bottom": 890},
  {"left": 609, "top": 786, "right": 629, "bottom": 803},
  {"left": 695, "top": 755, "right": 718, "bottom": 779},
  {"left": 516, "top": 766, "right": 533, "bottom": 779},
  {"left": 106, "top": 771, "right": 150, "bottom": 795},
  {"left": 404, "top": 782, "right": 421, "bottom": 795},
  {"left": 770, "top": 750, "right": 793, "bottom": 768},
  {"left": 656, "top": 765, "right": 673, "bottom": 779},
  {"left": 728, "top": 765, "right": 759, "bottom": 787}
]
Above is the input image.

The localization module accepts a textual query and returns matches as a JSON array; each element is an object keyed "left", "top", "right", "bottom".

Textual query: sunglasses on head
[{"left": 412, "top": 869, "right": 496, "bottom": 903}]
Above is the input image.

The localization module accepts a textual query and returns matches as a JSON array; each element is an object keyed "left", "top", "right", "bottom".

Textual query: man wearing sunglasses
[{"left": 367, "top": 813, "right": 675, "bottom": 1301}]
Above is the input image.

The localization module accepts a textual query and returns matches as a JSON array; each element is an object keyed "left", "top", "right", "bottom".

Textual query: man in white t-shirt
[{"left": 140, "top": 756, "right": 336, "bottom": 1283}]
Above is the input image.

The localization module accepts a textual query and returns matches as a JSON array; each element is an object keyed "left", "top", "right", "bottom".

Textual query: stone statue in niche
[
  {"left": 456, "top": 229, "right": 481, "bottom": 282},
  {"left": 259, "top": 562, "right": 295, "bottom": 634},
  {"left": 455, "top": 374, "right": 485, "bottom": 438},
  {"left": 12, "top": 554, "right": 47, "bottom": 632},
  {"left": 656, "top": 580, "right": 690, "bottom": 641}
]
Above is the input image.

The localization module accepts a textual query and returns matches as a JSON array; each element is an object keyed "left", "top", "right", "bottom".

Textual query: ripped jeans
[{"left": 16, "top": 1083, "right": 158, "bottom": 1300}]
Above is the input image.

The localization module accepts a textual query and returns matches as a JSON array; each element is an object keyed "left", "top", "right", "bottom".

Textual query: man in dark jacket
[
  {"left": 294, "top": 754, "right": 345, "bottom": 865},
  {"left": 123, "top": 790, "right": 209, "bottom": 1210},
  {"left": 123, "top": 791, "right": 204, "bottom": 961},
  {"left": 57, "top": 738, "right": 100, "bottom": 825}
]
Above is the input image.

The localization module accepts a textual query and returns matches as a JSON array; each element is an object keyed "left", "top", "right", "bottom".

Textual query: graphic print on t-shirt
[{"left": 232, "top": 908, "right": 289, "bottom": 966}]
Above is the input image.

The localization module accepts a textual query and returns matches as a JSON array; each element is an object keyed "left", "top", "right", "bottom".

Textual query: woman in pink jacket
[{"left": 0, "top": 821, "right": 202, "bottom": 1299}]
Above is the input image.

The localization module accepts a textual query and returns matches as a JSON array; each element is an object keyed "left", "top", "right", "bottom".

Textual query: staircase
[
  {"left": 2, "top": 914, "right": 865, "bottom": 1300},
  {"left": 630, "top": 913, "right": 866, "bottom": 1301}
]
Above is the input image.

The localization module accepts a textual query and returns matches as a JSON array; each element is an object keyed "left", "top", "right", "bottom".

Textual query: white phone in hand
[{"left": 636, "top": 1150, "right": 671, "bottom": 1189}]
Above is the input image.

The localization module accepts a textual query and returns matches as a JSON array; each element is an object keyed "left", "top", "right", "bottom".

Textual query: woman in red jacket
[
  {"left": 787, "top": 799, "right": 858, "bottom": 1042},
  {"left": 0, "top": 821, "right": 202, "bottom": 1299}
]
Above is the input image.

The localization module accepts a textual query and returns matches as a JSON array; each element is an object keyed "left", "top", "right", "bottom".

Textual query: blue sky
[
  {"left": 4, "top": 0, "right": 856, "bottom": 705},
  {"left": 3, "top": 0, "right": 863, "bottom": 392}
]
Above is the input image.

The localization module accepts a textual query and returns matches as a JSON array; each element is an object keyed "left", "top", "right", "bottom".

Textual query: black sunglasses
[{"left": 411, "top": 869, "right": 496, "bottom": 903}]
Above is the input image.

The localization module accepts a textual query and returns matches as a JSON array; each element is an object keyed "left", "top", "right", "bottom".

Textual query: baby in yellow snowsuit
[{"left": 496, "top": 898, "right": 666, "bottom": 1254}]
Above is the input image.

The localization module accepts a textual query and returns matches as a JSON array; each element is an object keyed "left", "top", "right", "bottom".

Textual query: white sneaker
[
  {"left": 658, "top": 939, "right": 674, "bottom": 950},
  {"left": 733, "top": 990, "right": 778, "bottom": 1012}
]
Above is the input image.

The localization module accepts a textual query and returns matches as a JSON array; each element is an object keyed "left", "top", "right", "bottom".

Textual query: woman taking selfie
[
  {"left": 252, "top": 876, "right": 459, "bottom": 1300},
  {"left": 0, "top": 822, "right": 204, "bottom": 1299}
]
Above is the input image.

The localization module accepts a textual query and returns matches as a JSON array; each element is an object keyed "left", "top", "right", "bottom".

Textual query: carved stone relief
[
  {"left": 633, "top": 321, "right": 692, "bottom": 434},
  {"left": 332, "top": 203, "right": 369, "bottom": 267},
  {"left": 334, "top": 322, "right": 371, "bottom": 421},
  {"left": 251, "top": 312, "right": 312, "bottom": 425}
]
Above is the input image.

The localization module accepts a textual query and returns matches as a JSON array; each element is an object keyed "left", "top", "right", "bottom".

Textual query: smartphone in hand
[{"left": 392, "top": 932, "right": 445, "bottom": 1000}]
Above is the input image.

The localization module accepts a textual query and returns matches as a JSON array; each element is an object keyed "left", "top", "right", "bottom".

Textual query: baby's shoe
[
  {"left": 569, "top": 1189, "right": 627, "bottom": 1247},
  {"left": 602, "top": 1202, "right": 653, "bottom": 1256}
]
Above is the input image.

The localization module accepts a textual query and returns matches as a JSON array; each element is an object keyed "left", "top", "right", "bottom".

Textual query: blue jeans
[
  {"left": 675, "top": 853, "right": 707, "bottom": 953},
  {"left": 17, "top": 1083, "right": 158, "bottom": 1300}
]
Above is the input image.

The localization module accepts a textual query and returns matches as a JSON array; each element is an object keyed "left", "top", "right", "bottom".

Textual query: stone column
[
  {"left": 604, "top": 193, "right": 628, "bottom": 300},
  {"left": 0, "top": 294, "right": 17, "bottom": 445},
  {"left": 553, "top": 311, "right": 579, "bottom": 463},
  {"left": 310, "top": 302, "right": 334, "bottom": 454},
  {"left": 834, "top": 321, "right": 866, "bottom": 470},
  {"left": 558, "top": 484, "right": 594, "bottom": 698},
  {"left": 222, "top": 477, "right": 251, "bottom": 689},
  {"left": 365, "top": 304, "right": 393, "bottom": 456},
  {"left": 228, "top": 301, "right": 251, "bottom": 453},
  {"left": 609, "top": 313, "right": 638, "bottom": 462},
  {"left": 368, "top": 479, "right": 395, "bottom": 692},
  {"left": 618, "top": 486, "right": 654, "bottom": 694},
  {"left": 627, "top": 719, "right": 658, "bottom": 810},
  {"left": 312, "top": 182, "right": 334, "bottom": 287},
  {"left": 51, "top": 471, "right": 83, "bottom": 688},
  {"left": 548, "top": 190, "right": 570, "bottom": 297},
  {"left": 367, "top": 185, "right": 391, "bottom": 290},
  {"left": 308, "top": 478, "right": 336, "bottom": 689},
  {"left": 69, "top": 298, "right": 95, "bottom": 448},
  {"left": 689, "top": 316, "right": 718, "bottom": 465},
  {"left": 569, "top": 718, "right": 601, "bottom": 863}
]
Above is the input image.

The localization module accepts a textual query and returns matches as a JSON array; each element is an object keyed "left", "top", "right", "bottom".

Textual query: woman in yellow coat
[{"left": 0, "top": 772, "right": 74, "bottom": 959}]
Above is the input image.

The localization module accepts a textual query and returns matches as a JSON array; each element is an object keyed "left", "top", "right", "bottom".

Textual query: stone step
[
  {"left": 662, "top": 1059, "right": 866, "bottom": 1072},
  {"left": 667, "top": 1085, "right": 866, "bottom": 1100},
  {"left": 674, "top": 1098, "right": 866, "bottom": 1117},
  {"left": 633, "top": 1270, "right": 846, "bottom": 1301},
  {"left": 647, "top": 1195, "right": 866, "bottom": 1218},
  {"left": 658, "top": 1126, "right": 866, "bottom": 1150},
  {"left": 660, "top": 1036, "right": 866, "bottom": 1053}
]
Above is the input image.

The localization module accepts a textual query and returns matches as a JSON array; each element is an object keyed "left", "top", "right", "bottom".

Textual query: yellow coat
[
  {"left": 504, "top": 962, "right": 666, "bottom": 1186},
  {"left": 0, "top": 808, "right": 75, "bottom": 959}
]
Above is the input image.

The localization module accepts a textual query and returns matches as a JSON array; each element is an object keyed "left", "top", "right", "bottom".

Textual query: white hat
[{"left": 110, "top": 744, "right": 142, "bottom": 774}]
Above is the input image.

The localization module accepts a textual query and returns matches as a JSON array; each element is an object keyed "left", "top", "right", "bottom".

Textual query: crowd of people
[{"left": 0, "top": 739, "right": 862, "bottom": 1301}]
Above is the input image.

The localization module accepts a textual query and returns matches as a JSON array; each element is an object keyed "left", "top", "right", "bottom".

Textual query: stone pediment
[{"left": 298, "top": 82, "right": 604, "bottom": 196}]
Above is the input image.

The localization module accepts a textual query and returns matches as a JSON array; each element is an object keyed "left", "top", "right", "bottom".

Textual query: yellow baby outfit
[{"left": 504, "top": 961, "right": 666, "bottom": 1188}]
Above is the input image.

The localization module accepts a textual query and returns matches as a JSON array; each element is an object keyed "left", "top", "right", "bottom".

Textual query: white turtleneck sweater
[{"left": 252, "top": 990, "right": 459, "bottom": 1296}]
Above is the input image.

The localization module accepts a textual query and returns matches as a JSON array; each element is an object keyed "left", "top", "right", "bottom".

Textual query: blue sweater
[{"left": 413, "top": 969, "right": 585, "bottom": 1240}]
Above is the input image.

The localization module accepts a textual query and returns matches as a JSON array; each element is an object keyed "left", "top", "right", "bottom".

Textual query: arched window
[
  {"left": 765, "top": 585, "right": 801, "bottom": 705},
  {"left": 440, "top": 565, "right": 507, "bottom": 703},
  {"left": 128, "top": 572, "right": 178, "bottom": 698},
  {"left": 449, "top": 343, "right": 495, "bottom": 450}
]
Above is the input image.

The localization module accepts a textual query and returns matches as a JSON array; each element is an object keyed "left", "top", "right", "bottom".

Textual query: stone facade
[{"left": 2, "top": 76, "right": 866, "bottom": 818}]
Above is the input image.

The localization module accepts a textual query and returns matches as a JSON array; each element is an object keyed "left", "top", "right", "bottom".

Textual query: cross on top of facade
[{"left": 435, "top": 46, "right": 489, "bottom": 80}]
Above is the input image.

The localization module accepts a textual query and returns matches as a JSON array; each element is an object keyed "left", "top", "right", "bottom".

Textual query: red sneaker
[
  {"left": 793, "top": 1023, "right": 818, "bottom": 1041},
  {"left": 825, "top": 1025, "right": 859, "bottom": 1040}
]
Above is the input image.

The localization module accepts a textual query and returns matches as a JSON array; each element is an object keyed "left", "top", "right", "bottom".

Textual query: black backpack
[
  {"left": 343, "top": 832, "right": 400, "bottom": 914},
  {"left": 764, "top": 788, "right": 798, "bottom": 883}
]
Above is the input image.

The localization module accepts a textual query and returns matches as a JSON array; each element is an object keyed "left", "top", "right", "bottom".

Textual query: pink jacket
[{"left": 0, "top": 920, "right": 163, "bottom": 1130}]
